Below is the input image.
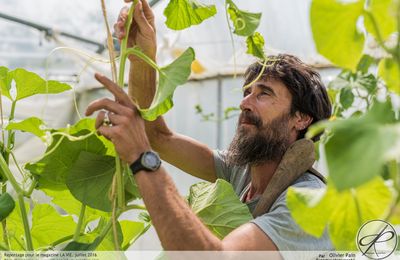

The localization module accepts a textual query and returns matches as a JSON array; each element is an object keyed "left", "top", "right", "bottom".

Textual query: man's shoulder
[
  {"left": 292, "top": 171, "right": 326, "bottom": 189},
  {"left": 271, "top": 171, "right": 326, "bottom": 209}
]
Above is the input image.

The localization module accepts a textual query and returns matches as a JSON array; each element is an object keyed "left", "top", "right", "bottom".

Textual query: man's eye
[
  {"left": 260, "top": 92, "right": 270, "bottom": 96},
  {"left": 243, "top": 90, "right": 250, "bottom": 97}
]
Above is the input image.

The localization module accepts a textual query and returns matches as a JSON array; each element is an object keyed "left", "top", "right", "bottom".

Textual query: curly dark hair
[{"left": 243, "top": 54, "right": 332, "bottom": 141}]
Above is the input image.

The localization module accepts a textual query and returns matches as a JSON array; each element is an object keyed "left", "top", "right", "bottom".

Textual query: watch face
[{"left": 142, "top": 151, "right": 161, "bottom": 170}]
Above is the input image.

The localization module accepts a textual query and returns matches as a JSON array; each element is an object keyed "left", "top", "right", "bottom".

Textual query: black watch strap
[
  {"left": 130, "top": 156, "right": 146, "bottom": 174},
  {"left": 130, "top": 151, "right": 161, "bottom": 175}
]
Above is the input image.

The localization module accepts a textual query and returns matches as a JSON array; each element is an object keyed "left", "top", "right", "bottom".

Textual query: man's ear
[{"left": 293, "top": 111, "right": 313, "bottom": 131}]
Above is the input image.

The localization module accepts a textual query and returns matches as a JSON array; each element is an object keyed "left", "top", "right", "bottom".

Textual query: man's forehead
[{"left": 244, "top": 78, "right": 291, "bottom": 98}]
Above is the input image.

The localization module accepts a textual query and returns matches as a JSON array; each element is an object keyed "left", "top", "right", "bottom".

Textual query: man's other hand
[{"left": 115, "top": 0, "right": 156, "bottom": 61}]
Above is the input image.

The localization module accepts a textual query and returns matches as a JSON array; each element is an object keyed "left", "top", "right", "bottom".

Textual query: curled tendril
[
  {"left": 242, "top": 58, "right": 279, "bottom": 90},
  {"left": 44, "top": 46, "right": 119, "bottom": 120},
  {"left": 234, "top": 18, "right": 246, "bottom": 31}
]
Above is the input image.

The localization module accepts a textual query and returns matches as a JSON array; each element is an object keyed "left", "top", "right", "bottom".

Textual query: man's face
[{"left": 226, "top": 78, "right": 297, "bottom": 167}]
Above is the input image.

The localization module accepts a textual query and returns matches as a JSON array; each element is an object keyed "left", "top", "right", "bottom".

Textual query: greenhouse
[{"left": 0, "top": 0, "right": 399, "bottom": 258}]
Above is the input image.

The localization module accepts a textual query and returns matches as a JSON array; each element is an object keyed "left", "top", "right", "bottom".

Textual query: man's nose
[{"left": 240, "top": 93, "right": 254, "bottom": 112}]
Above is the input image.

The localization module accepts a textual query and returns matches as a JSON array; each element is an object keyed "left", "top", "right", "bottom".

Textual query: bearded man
[{"left": 85, "top": 0, "right": 333, "bottom": 252}]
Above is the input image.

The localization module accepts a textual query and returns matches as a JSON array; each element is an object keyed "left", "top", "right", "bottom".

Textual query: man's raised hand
[{"left": 114, "top": 0, "right": 156, "bottom": 61}]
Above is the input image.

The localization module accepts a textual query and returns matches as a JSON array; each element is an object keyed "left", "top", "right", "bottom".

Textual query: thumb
[{"left": 133, "top": 0, "right": 153, "bottom": 34}]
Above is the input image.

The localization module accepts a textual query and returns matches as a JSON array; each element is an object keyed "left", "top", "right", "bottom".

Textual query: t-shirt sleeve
[
  {"left": 212, "top": 150, "right": 231, "bottom": 182},
  {"left": 250, "top": 191, "right": 333, "bottom": 251}
]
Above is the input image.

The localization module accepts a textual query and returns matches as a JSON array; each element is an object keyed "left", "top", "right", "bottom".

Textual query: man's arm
[
  {"left": 135, "top": 165, "right": 278, "bottom": 250},
  {"left": 86, "top": 74, "right": 279, "bottom": 251},
  {"left": 117, "top": 0, "right": 216, "bottom": 182}
]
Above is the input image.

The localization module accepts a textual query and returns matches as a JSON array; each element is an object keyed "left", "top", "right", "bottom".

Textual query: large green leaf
[
  {"left": 246, "top": 32, "right": 265, "bottom": 59},
  {"left": 25, "top": 131, "right": 107, "bottom": 190},
  {"left": 378, "top": 58, "right": 400, "bottom": 94},
  {"left": 63, "top": 118, "right": 115, "bottom": 156},
  {"left": 0, "top": 66, "right": 12, "bottom": 100},
  {"left": 227, "top": 0, "right": 261, "bottom": 37},
  {"left": 124, "top": 171, "right": 141, "bottom": 201},
  {"left": 139, "top": 47, "right": 195, "bottom": 121},
  {"left": 31, "top": 204, "right": 76, "bottom": 249},
  {"left": 66, "top": 151, "right": 115, "bottom": 212},
  {"left": 187, "top": 179, "right": 252, "bottom": 239},
  {"left": 329, "top": 70, "right": 378, "bottom": 96},
  {"left": 0, "top": 192, "right": 15, "bottom": 221},
  {"left": 164, "top": 0, "right": 216, "bottom": 30},
  {"left": 339, "top": 87, "right": 354, "bottom": 109},
  {"left": 364, "top": 0, "right": 397, "bottom": 41},
  {"left": 120, "top": 220, "right": 148, "bottom": 249},
  {"left": 73, "top": 217, "right": 122, "bottom": 251},
  {"left": 0, "top": 201, "right": 29, "bottom": 250},
  {"left": 1, "top": 68, "right": 71, "bottom": 101},
  {"left": 287, "top": 177, "right": 392, "bottom": 250},
  {"left": 318, "top": 100, "right": 400, "bottom": 191},
  {"left": 71, "top": 220, "right": 150, "bottom": 251},
  {"left": 6, "top": 117, "right": 48, "bottom": 142},
  {"left": 42, "top": 188, "right": 110, "bottom": 227},
  {"left": 311, "top": 0, "right": 364, "bottom": 71}
]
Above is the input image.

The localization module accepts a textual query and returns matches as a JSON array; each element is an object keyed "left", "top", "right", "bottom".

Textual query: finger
[
  {"left": 115, "top": 7, "right": 129, "bottom": 39},
  {"left": 96, "top": 111, "right": 128, "bottom": 128},
  {"left": 86, "top": 97, "right": 132, "bottom": 117},
  {"left": 97, "top": 125, "right": 114, "bottom": 140},
  {"left": 114, "top": 21, "right": 126, "bottom": 40},
  {"left": 108, "top": 112, "right": 130, "bottom": 126},
  {"left": 118, "top": 6, "right": 129, "bottom": 22},
  {"left": 133, "top": 1, "right": 153, "bottom": 34},
  {"left": 94, "top": 73, "right": 133, "bottom": 106},
  {"left": 95, "top": 110, "right": 107, "bottom": 129},
  {"left": 141, "top": 0, "right": 155, "bottom": 26}
]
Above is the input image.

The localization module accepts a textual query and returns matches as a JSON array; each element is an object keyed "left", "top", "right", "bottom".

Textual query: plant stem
[
  {"left": 73, "top": 204, "right": 86, "bottom": 241},
  {"left": 51, "top": 234, "right": 75, "bottom": 248},
  {"left": 110, "top": 173, "right": 120, "bottom": 250},
  {"left": 0, "top": 152, "right": 32, "bottom": 250},
  {"left": 113, "top": 1, "right": 138, "bottom": 214},
  {"left": 23, "top": 179, "right": 38, "bottom": 197},
  {"left": 112, "top": 197, "right": 120, "bottom": 250},
  {"left": 10, "top": 151, "right": 25, "bottom": 178},
  {"left": 125, "top": 48, "right": 160, "bottom": 73},
  {"left": 116, "top": 159, "right": 124, "bottom": 210},
  {"left": 124, "top": 204, "right": 146, "bottom": 211},
  {"left": 118, "top": 1, "right": 137, "bottom": 88},
  {"left": 0, "top": 152, "right": 22, "bottom": 194},
  {"left": 5, "top": 101, "right": 16, "bottom": 164},
  {"left": 224, "top": 0, "right": 237, "bottom": 78},
  {"left": 384, "top": 160, "right": 400, "bottom": 221},
  {"left": 1, "top": 185, "right": 10, "bottom": 250},
  {"left": 0, "top": 91, "right": 5, "bottom": 145},
  {"left": 18, "top": 194, "right": 33, "bottom": 250},
  {"left": 90, "top": 211, "right": 122, "bottom": 250}
]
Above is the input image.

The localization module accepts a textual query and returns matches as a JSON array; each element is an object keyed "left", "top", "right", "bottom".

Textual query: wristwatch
[{"left": 130, "top": 151, "right": 161, "bottom": 174}]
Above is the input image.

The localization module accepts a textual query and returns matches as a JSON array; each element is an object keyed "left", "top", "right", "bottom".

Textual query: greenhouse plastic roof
[{"left": 0, "top": 0, "right": 331, "bottom": 87}]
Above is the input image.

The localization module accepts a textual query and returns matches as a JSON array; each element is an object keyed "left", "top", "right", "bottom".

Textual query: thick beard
[{"left": 226, "top": 112, "right": 291, "bottom": 168}]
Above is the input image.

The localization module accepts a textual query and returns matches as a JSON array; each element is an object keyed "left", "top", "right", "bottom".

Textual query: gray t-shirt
[{"left": 213, "top": 150, "right": 334, "bottom": 251}]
